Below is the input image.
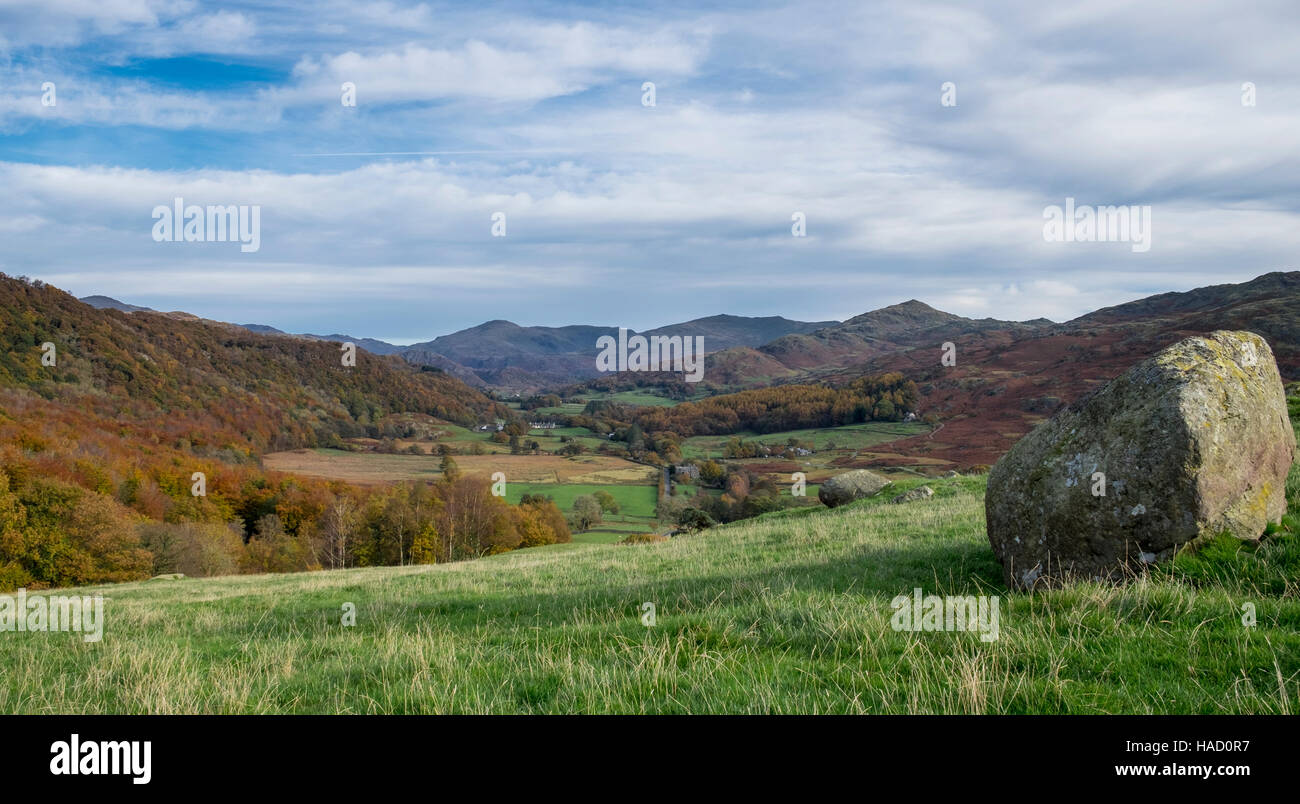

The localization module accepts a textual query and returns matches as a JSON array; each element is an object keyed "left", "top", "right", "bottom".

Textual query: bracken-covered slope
[
  {"left": 2, "top": 275, "right": 509, "bottom": 452},
  {"left": 702, "top": 300, "right": 1052, "bottom": 386},
  {"left": 830, "top": 271, "right": 1300, "bottom": 468}
]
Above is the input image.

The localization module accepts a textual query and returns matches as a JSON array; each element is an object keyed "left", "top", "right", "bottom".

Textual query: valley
[
  {"left": 14, "top": 269, "right": 1294, "bottom": 591},
  {"left": 4, "top": 271, "right": 1299, "bottom": 717},
  {"left": 7, "top": 0, "right": 1299, "bottom": 736},
  {"left": 262, "top": 405, "right": 936, "bottom": 541}
]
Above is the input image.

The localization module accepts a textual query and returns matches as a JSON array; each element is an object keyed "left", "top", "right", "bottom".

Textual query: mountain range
[
  {"left": 791, "top": 271, "right": 1300, "bottom": 467},
  {"left": 237, "top": 323, "right": 408, "bottom": 357},
  {"left": 75, "top": 298, "right": 838, "bottom": 390},
  {"left": 398, "top": 315, "right": 838, "bottom": 389},
  {"left": 75, "top": 270, "right": 1299, "bottom": 467}
]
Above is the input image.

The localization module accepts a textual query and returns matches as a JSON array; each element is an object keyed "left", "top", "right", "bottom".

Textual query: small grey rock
[
  {"left": 890, "top": 486, "right": 934, "bottom": 504},
  {"left": 818, "top": 470, "right": 892, "bottom": 508}
]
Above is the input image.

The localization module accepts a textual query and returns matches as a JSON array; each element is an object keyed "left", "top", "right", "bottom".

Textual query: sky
[{"left": 2, "top": 0, "right": 1299, "bottom": 344}]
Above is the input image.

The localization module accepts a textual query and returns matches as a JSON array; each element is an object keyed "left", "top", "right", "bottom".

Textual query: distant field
[
  {"left": 284, "top": 419, "right": 932, "bottom": 493},
  {"left": 504, "top": 482, "right": 659, "bottom": 520},
  {"left": 342, "top": 425, "right": 617, "bottom": 456},
  {"left": 357, "top": 420, "right": 515, "bottom": 455},
  {"left": 679, "top": 421, "right": 929, "bottom": 462},
  {"left": 263, "top": 449, "right": 663, "bottom": 537},
  {"left": 525, "top": 388, "right": 691, "bottom": 416},
  {"left": 531, "top": 426, "right": 611, "bottom": 451},
  {"left": 264, "top": 449, "right": 657, "bottom": 486},
  {"left": 521, "top": 402, "right": 586, "bottom": 416},
  {"left": 604, "top": 390, "right": 682, "bottom": 406}
]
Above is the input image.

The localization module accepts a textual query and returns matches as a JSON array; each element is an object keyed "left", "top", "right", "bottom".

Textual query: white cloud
[
  {"left": 174, "top": 10, "right": 255, "bottom": 47},
  {"left": 3, "top": 0, "right": 1300, "bottom": 335},
  {"left": 0, "top": 0, "right": 185, "bottom": 49},
  {"left": 282, "top": 22, "right": 706, "bottom": 105}
]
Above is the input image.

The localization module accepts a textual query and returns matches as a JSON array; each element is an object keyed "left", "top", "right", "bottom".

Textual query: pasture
[{"left": 4, "top": 469, "right": 1297, "bottom": 714}]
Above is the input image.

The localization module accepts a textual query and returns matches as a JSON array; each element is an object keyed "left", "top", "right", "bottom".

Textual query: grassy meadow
[
  {"left": 517, "top": 388, "right": 705, "bottom": 417},
  {"left": 504, "top": 482, "right": 660, "bottom": 539},
  {"left": 679, "top": 421, "right": 930, "bottom": 461},
  {"left": 3, "top": 462, "right": 1297, "bottom": 714}
]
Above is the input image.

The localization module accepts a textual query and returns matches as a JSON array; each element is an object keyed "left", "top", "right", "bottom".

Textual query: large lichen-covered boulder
[
  {"left": 987, "top": 331, "right": 1295, "bottom": 590},
  {"left": 818, "top": 470, "right": 892, "bottom": 507}
]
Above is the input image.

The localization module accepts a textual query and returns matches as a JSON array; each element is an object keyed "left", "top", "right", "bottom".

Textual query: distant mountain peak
[
  {"left": 79, "top": 295, "right": 153, "bottom": 313},
  {"left": 1249, "top": 269, "right": 1299, "bottom": 284},
  {"left": 842, "top": 298, "right": 960, "bottom": 328},
  {"left": 240, "top": 323, "right": 286, "bottom": 335}
]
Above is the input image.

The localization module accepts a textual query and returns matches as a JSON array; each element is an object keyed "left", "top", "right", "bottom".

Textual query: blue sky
[{"left": 2, "top": 0, "right": 1299, "bottom": 343}]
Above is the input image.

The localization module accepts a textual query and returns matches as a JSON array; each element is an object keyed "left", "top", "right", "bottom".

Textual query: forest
[
  {"left": 626, "top": 373, "right": 920, "bottom": 435},
  {"left": 555, "top": 373, "right": 921, "bottom": 465}
]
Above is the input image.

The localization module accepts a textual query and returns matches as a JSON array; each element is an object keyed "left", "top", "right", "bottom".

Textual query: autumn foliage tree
[
  {"left": 627, "top": 373, "right": 920, "bottom": 436},
  {"left": 0, "top": 275, "right": 558, "bottom": 590}
]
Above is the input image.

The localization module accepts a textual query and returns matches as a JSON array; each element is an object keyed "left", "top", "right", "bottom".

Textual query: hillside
[
  {"left": 236, "top": 324, "right": 406, "bottom": 356},
  {"left": 705, "top": 300, "right": 1052, "bottom": 383},
  {"left": 840, "top": 271, "right": 1300, "bottom": 467},
  {"left": 685, "top": 272, "right": 1300, "bottom": 468},
  {"left": 647, "top": 314, "right": 837, "bottom": 349},
  {"left": 78, "top": 295, "right": 153, "bottom": 313},
  {"left": 57, "top": 272, "right": 1300, "bottom": 472},
  {"left": 4, "top": 277, "right": 508, "bottom": 444},
  {"left": 81, "top": 301, "right": 410, "bottom": 359},
  {"left": 1073, "top": 271, "right": 1300, "bottom": 327},
  {"left": 4, "top": 462, "right": 1295, "bottom": 714},
  {"left": 0, "top": 275, "right": 520, "bottom": 589}
]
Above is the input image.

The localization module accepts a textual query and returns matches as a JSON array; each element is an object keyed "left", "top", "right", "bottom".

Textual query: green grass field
[
  {"left": 522, "top": 388, "right": 691, "bottom": 417},
  {"left": 522, "top": 402, "right": 586, "bottom": 416},
  {"left": 504, "top": 479, "right": 662, "bottom": 540},
  {"left": 679, "top": 421, "right": 929, "bottom": 461},
  {"left": 416, "top": 422, "right": 513, "bottom": 453},
  {"left": 603, "top": 390, "right": 682, "bottom": 407},
  {"left": 530, "top": 426, "right": 611, "bottom": 451},
  {"left": 505, "top": 482, "right": 659, "bottom": 520},
  {"left": 3, "top": 456, "right": 1297, "bottom": 713}
]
